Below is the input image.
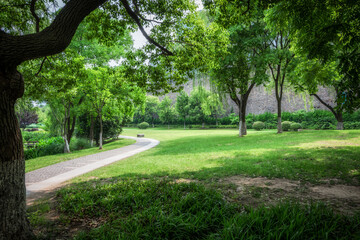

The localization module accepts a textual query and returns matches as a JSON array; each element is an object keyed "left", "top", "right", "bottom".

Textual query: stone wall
[{"left": 157, "top": 78, "right": 335, "bottom": 115}]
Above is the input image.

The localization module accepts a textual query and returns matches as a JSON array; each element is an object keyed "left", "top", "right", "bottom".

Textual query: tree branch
[
  {"left": 311, "top": 93, "right": 337, "bottom": 117},
  {"left": 120, "top": 0, "right": 173, "bottom": 56},
  {"left": 35, "top": 57, "right": 47, "bottom": 76},
  {"left": 30, "top": 0, "right": 40, "bottom": 33},
  {"left": 0, "top": 0, "right": 107, "bottom": 69}
]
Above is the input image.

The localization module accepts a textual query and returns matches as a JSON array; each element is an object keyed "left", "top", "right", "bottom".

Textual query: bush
[
  {"left": 138, "top": 122, "right": 150, "bottom": 129},
  {"left": 70, "top": 138, "right": 91, "bottom": 150},
  {"left": 282, "top": 121, "right": 292, "bottom": 131},
  {"left": 290, "top": 123, "right": 302, "bottom": 131},
  {"left": 22, "top": 131, "right": 50, "bottom": 142},
  {"left": 24, "top": 136, "right": 64, "bottom": 160},
  {"left": 252, "top": 121, "right": 265, "bottom": 131}
]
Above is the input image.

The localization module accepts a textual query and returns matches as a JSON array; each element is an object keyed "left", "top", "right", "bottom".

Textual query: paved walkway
[{"left": 26, "top": 136, "right": 159, "bottom": 198}]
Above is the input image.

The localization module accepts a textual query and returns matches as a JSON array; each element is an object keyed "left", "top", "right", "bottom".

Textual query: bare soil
[{"left": 221, "top": 176, "right": 360, "bottom": 214}]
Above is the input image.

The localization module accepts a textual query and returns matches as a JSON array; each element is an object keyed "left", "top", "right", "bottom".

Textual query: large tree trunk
[
  {"left": 99, "top": 114, "right": 103, "bottom": 150},
  {"left": 336, "top": 112, "right": 344, "bottom": 130},
  {"left": 202, "top": 122, "right": 205, "bottom": 129},
  {"left": 239, "top": 111, "right": 247, "bottom": 137},
  {"left": 0, "top": 71, "right": 33, "bottom": 239}
]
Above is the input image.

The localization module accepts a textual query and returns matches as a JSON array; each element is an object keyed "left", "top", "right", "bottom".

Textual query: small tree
[
  {"left": 176, "top": 91, "right": 190, "bottom": 129},
  {"left": 145, "top": 96, "right": 160, "bottom": 127},
  {"left": 15, "top": 98, "right": 38, "bottom": 129},
  {"left": 158, "top": 96, "right": 177, "bottom": 129}
]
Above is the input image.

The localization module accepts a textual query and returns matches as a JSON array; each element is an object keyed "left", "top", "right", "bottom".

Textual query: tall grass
[{"left": 54, "top": 179, "right": 360, "bottom": 240}]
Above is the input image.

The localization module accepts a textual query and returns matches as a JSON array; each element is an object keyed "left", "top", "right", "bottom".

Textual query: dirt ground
[{"left": 220, "top": 176, "right": 360, "bottom": 214}]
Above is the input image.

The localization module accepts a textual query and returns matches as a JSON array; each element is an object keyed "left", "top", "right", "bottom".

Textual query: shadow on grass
[{"left": 105, "top": 144, "right": 360, "bottom": 185}]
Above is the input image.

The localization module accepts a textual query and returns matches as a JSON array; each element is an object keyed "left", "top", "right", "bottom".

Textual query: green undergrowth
[
  {"left": 52, "top": 179, "right": 360, "bottom": 239},
  {"left": 25, "top": 138, "right": 135, "bottom": 173}
]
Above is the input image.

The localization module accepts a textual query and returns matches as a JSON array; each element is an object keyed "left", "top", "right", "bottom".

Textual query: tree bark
[
  {"left": 336, "top": 112, "right": 344, "bottom": 130},
  {"left": 277, "top": 100, "right": 282, "bottom": 133},
  {"left": 184, "top": 119, "right": 186, "bottom": 130},
  {"left": 89, "top": 115, "right": 94, "bottom": 147},
  {"left": 0, "top": 71, "right": 33, "bottom": 239},
  {"left": 0, "top": 0, "right": 107, "bottom": 67},
  {"left": 63, "top": 135, "right": 70, "bottom": 153},
  {"left": 202, "top": 122, "right": 205, "bottom": 129}
]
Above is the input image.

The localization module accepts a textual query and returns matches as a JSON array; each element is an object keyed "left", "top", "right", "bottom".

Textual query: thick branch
[
  {"left": 311, "top": 93, "right": 337, "bottom": 117},
  {"left": 0, "top": 0, "right": 107, "bottom": 69}
]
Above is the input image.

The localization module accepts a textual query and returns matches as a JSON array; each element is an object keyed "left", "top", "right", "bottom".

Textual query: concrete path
[{"left": 26, "top": 136, "right": 159, "bottom": 199}]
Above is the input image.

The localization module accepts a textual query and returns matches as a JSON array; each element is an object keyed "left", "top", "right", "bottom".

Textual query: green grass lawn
[
  {"left": 29, "top": 129, "right": 360, "bottom": 239},
  {"left": 25, "top": 138, "right": 135, "bottom": 173},
  {"left": 73, "top": 128, "right": 360, "bottom": 184}
]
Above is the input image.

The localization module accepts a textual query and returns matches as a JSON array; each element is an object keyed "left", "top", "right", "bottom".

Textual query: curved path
[{"left": 26, "top": 136, "right": 159, "bottom": 199}]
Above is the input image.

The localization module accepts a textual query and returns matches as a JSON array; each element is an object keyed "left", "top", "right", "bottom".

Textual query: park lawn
[
  {"left": 25, "top": 138, "right": 135, "bottom": 173},
  {"left": 73, "top": 128, "right": 360, "bottom": 184},
  {"left": 29, "top": 129, "right": 360, "bottom": 239}
]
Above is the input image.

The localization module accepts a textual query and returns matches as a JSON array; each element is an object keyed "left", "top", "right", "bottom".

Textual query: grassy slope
[
  {"left": 25, "top": 138, "right": 135, "bottom": 173},
  {"left": 73, "top": 128, "right": 360, "bottom": 184}
]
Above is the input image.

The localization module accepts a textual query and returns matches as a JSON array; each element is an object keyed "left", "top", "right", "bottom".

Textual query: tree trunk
[
  {"left": 63, "top": 135, "right": 70, "bottom": 153},
  {"left": 277, "top": 101, "right": 282, "bottom": 134},
  {"left": 184, "top": 119, "right": 186, "bottom": 130},
  {"left": 336, "top": 112, "right": 344, "bottom": 130},
  {"left": 239, "top": 109, "right": 247, "bottom": 137},
  {"left": 99, "top": 114, "right": 103, "bottom": 150},
  {"left": 89, "top": 115, "right": 94, "bottom": 147},
  {"left": 202, "top": 122, "right": 205, "bottom": 129},
  {"left": 0, "top": 71, "right": 33, "bottom": 239}
]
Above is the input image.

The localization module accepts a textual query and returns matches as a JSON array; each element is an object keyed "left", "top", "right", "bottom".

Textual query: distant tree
[
  {"left": 144, "top": 96, "right": 160, "bottom": 127},
  {"left": 84, "top": 67, "right": 145, "bottom": 149},
  {"left": 202, "top": 92, "right": 224, "bottom": 126},
  {"left": 176, "top": 91, "right": 190, "bottom": 129},
  {"left": 268, "top": 0, "right": 360, "bottom": 112},
  {"left": 15, "top": 98, "right": 38, "bottom": 129},
  {"left": 188, "top": 86, "right": 221, "bottom": 128},
  {"left": 211, "top": 23, "right": 267, "bottom": 136},
  {"left": 289, "top": 58, "right": 346, "bottom": 130},
  {"left": 158, "top": 96, "right": 177, "bottom": 129}
]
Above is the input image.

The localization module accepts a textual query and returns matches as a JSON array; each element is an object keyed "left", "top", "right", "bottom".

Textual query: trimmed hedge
[
  {"left": 282, "top": 121, "right": 292, "bottom": 131},
  {"left": 253, "top": 121, "right": 265, "bottom": 131},
  {"left": 138, "top": 122, "right": 150, "bottom": 129},
  {"left": 290, "top": 123, "right": 302, "bottom": 131}
]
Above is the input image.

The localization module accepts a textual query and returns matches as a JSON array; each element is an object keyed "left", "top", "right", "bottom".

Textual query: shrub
[
  {"left": 70, "top": 138, "right": 91, "bottom": 150},
  {"left": 252, "top": 121, "right": 265, "bottom": 131},
  {"left": 290, "top": 123, "right": 302, "bottom": 131},
  {"left": 282, "top": 121, "right": 292, "bottom": 131},
  {"left": 24, "top": 136, "right": 64, "bottom": 160},
  {"left": 138, "top": 122, "right": 150, "bottom": 129}
]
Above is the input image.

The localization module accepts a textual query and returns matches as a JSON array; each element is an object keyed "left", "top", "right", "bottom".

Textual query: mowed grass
[
  {"left": 25, "top": 138, "right": 135, "bottom": 173},
  {"left": 29, "top": 129, "right": 360, "bottom": 239},
  {"left": 74, "top": 128, "right": 360, "bottom": 184}
]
